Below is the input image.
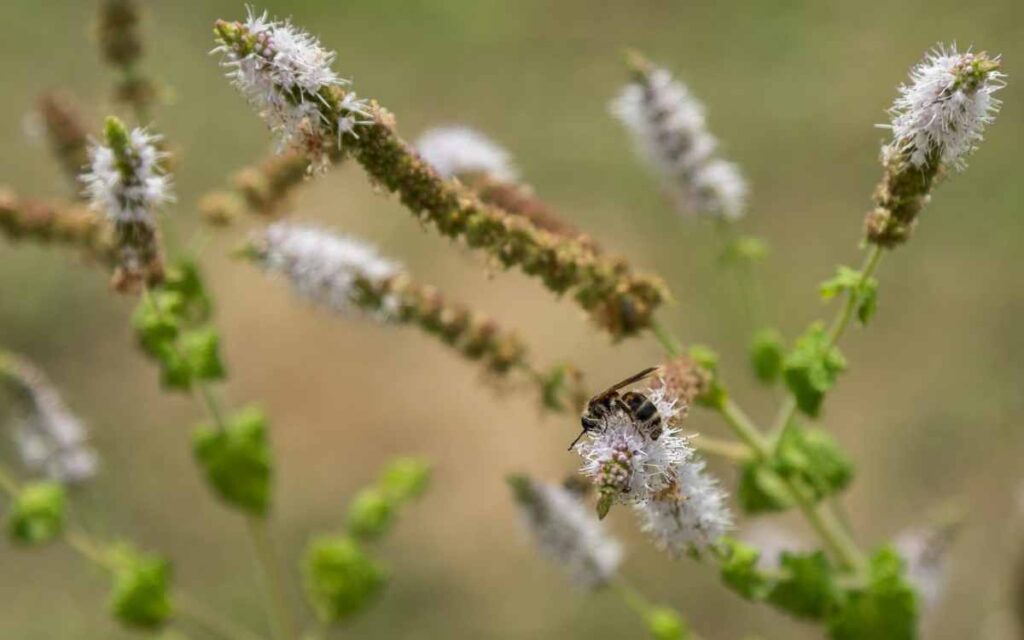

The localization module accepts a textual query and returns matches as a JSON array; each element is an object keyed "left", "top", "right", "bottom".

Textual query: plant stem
[
  {"left": 0, "top": 461, "right": 263, "bottom": 640},
  {"left": 767, "top": 244, "right": 885, "bottom": 443},
  {"left": 610, "top": 578, "right": 655, "bottom": 618},
  {"left": 141, "top": 287, "right": 298, "bottom": 639},
  {"left": 714, "top": 219, "right": 765, "bottom": 330},
  {"left": 245, "top": 516, "right": 299, "bottom": 640},
  {"left": 650, "top": 320, "right": 683, "bottom": 357},
  {"left": 692, "top": 436, "right": 751, "bottom": 462},
  {"left": 649, "top": 321, "right": 866, "bottom": 571}
]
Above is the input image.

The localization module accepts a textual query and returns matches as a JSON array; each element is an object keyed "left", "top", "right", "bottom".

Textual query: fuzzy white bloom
[
  {"left": 512, "top": 478, "right": 622, "bottom": 589},
  {"left": 634, "top": 456, "right": 733, "bottom": 555},
  {"left": 612, "top": 65, "right": 747, "bottom": 220},
  {"left": 214, "top": 9, "right": 371, "bottom": 169},
  {"left": 888, "top": 45, "right": 1005, "bottom": 170},
  {"left": 3, "top": 359, "right": 98, "bottom": 484},
  {"left": 80, "top": 127, "right": 172, "bottom": 223},
  {"left": 574, "top": 384, "right": 694, "bottom": 506},
  {"left": 255, "top": 223, "right": 401, "bottom": 318},
  {"left": 895, "top": 526, "right": 952, "bottom": 613},
  {"left": 415, "top": 126, "right": 519, "bottom": 182}
]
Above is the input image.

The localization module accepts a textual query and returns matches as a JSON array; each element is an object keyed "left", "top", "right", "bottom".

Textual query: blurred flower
[
  {"left": 415, "top": 126, "right": 518, "bottom": 182},
  {"left": 612, "top": 57, "right": 747, "bottom": 220},
  {"left": 81, "top": 123, "right": 171, "bottom": 224},
  {"left": 213, "top": 8, "right": 371, "bottom": 171},
  {"left": 895, "top": 524, "right": 955, "bottom": 613},
  {"left": 887, "top": 45, "right": 1005, "bottom": 170},
  {"left": 1, "top": 354, "right": 98, "bottom": 484},
  {"left": 740, "top": 522, "right": 810, "bottom": 570},
  {"left": 508, "top": 475, "right": 622, "bottom": 589},
  {"left": 253, "top": 222, "right": 400, "bottom": 319}
]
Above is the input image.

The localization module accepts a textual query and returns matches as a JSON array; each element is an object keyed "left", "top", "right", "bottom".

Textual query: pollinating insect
[{"left": 569, "top": 366, "right": 664, "bottom": 450}]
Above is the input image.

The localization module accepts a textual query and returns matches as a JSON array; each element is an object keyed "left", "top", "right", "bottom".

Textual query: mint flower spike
[
  {"left": 415, "top": 126, "right": 519, "bottom": 183},
  {"left": 866, "top": 44, "right": 1005, "bottom": 247},
  {"left": 507, "top": 475, "right": 623, "bottom": 590},
  {"left": 80, "top": 116, "right": 172, "bottom": 291},
  {"left": 0, "top": 352, "right": 98, "bottom": 484},
  {"left": 248, "top": 223, "right": 529, "bottom": 374},
  {"left": 612, "top": 52, "right": 748, "bottom": 221},
  {"left": 574, "top": 383, "right": 694, "bottom": 513},
  {"left": 213, "top": 8, "right": 371, "bottom": 172},
  {"left": 887, "top": 44, "right": 1005, "bottom": 171}
]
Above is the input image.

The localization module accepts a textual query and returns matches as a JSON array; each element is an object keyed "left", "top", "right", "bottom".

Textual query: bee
[{"left": 567, "top": 366, "right": 663, "bottom": 450}]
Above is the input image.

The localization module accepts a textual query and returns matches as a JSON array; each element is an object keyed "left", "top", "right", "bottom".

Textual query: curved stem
[
  {"left": 650, "top": 320, "right": 683, "bottom": 357},
  {"left": 245, "top": 516, "right": 299, "bottom": 640},
  {"left": 692, "top": 436, "right": 751, "bottom": 462},
  {"left": 768, "top": 244, "right": 885, "bottom": 444}
]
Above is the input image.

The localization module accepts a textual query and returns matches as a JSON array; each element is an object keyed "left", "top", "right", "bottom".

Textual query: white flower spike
[
  {"left": 612, "top": 55, "right": 747, "bottom": 221},
  {"left": 415, "top": 126, "right": 519, "bottom": 182},
  {"left": 888, "top": 44, "right": 1005, "bottom": 170},
  {"left": 253, "top": 223, "right": 401, "bottom": 318},
  {"left": 509, "top": 476, "right": 622, "bottom": 589},
  {"left": 81, "top": 123, "right": 172, "bottom": 223}
]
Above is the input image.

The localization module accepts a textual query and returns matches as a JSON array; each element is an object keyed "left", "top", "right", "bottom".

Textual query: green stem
[
  {"left": 650, "top": 320, "right": 683, "bottom": 357},
  {"left": 177, "top": 590, "right": 268, "bottom": 640},
  {"left": 768, "top": 244, "right": 885, "bottom": 443},
  {"left": 245, "top": 516, "right": 299, "bottom": 640},
  {"left": 692, "top": 436, "right": 751, "bottom": 462},
  {"left": 141, "top": 287, "right": 297, "bottom": 639},
  {"left": 611, "top": 578, "right": 656, "bottom": 618},
  {"left": 713, "top": 219, "right": 764, "bottom": 330}
]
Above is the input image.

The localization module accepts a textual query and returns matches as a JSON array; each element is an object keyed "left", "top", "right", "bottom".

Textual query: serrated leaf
[
  {"left": 768, "top": 551, "right": 842, "bottom": 620},
  {"left": 109, "top": 547, "right": 173, "bottom": 630},
  {"left": 303, "top": 535, "right": 387, "bottom": 623},
  {"left": 820, "top": 266, "right": 879, "bottom": 327},
  {"left": 193, "top": 406, "right": 272, "bottom": 515},
  {"left": 827, "top": 548, "right": 917, "bottom": 640},
  {"left": 718, "top": 537, "right": 774, "bottom": 600},
  {"left": 782, "top": 323, "right": 846, "bottom": 417},
  {"left": 776, "top": 425, "right": 853, "bottom": 502},
  {"left": 749, "top": 328, "right": 784, "bottom": 384},
  {"left": 180, "top": 328, "right": 226, "bottom": 382},
  {"left": 163, "top": 258, "right": 212, "bottom": 324}
]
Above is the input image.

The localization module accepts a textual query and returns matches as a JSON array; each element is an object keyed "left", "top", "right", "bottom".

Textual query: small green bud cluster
[
  {"left": 781, "top": 323, "right": 847, "bottom": 418},
  {"left": 303, "top": 457, "right": 431, "bottom": 623},
  {"left": 132, "top": 259, "right": 225, "bottom": 392},
  {"left": 5, "top": 482, "right": 66, "bottom": 545},
  {"left": 719, "top": 540, "right": 918, "bottom": 638},
  {"left": 108, "top": 544, "right": 173, "bottom": 630},
  {"left": 193, "top": 406, "right": 272, "bottom": 516}
]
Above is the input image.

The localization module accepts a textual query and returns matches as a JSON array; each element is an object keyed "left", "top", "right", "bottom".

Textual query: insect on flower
[{"left": 569, "top": 366, "right": 664, "bottom": 450}]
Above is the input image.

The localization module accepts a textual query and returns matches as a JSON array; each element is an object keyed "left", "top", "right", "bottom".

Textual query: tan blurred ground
[{"left": 1, "top": 0, "right": 1022, "bottom": 638}]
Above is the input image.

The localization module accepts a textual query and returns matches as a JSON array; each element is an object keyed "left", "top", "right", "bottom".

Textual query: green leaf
[
  {"left": 737, "top": 463, "right": 795, "bottom": 514},
  {"left": 132, "top": 297, "right": 180, "bottom": 359},
  {"left": 180, "top": 328, "right": 226, "bottom": 382},
  {"left": 768, "top": 551, "right": 841, "bottom": 620},
  {"left": 109, "top": 547, "right": 173, "bottom": 630},
  {"left": 782, "top": 323, "right": 846, "bottom": 417},
  {"left": 378, "top": 457, "right": 432, "bottom": 504},
  {"left": 303, "top": 535, "right": 387, "bottom": 623},
  {"left": 6, "top": 482, "right": 65, "bottom": 545},
  {"left": 827, "top": 548, "right": 917, "bottom": 640},
  {"left": 776, "top": 425, "right": 854, "bottom": 502},
  {"left": 820, "top": 266, "right": 879, "bottom": 327},
  {"left": 749, "top": 328, "right": 784, "bottom": 384},
  {"left": 646, "top": 606, "right": 691, "bottom": 640},
  {"left": 193, "top": 406, "right": 272, "bottom": 515},
  {"left": 346, "top": 488, "right": 395, "bottom": 542},
  {"left": 163, "top": 259, "right": 213, "bottom": 324},
  {"left": 718, "top": 538, "right": 774, "bottom": 600}
]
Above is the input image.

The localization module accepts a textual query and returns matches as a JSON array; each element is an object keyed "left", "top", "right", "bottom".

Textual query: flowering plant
[{"left": 0, "top": 3, "right": 1013, "bottom": 640}]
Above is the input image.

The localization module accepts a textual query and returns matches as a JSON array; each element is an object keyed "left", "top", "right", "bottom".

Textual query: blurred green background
[{"left": 1, "top": 0, "right": 1022, "bottom": 638}]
